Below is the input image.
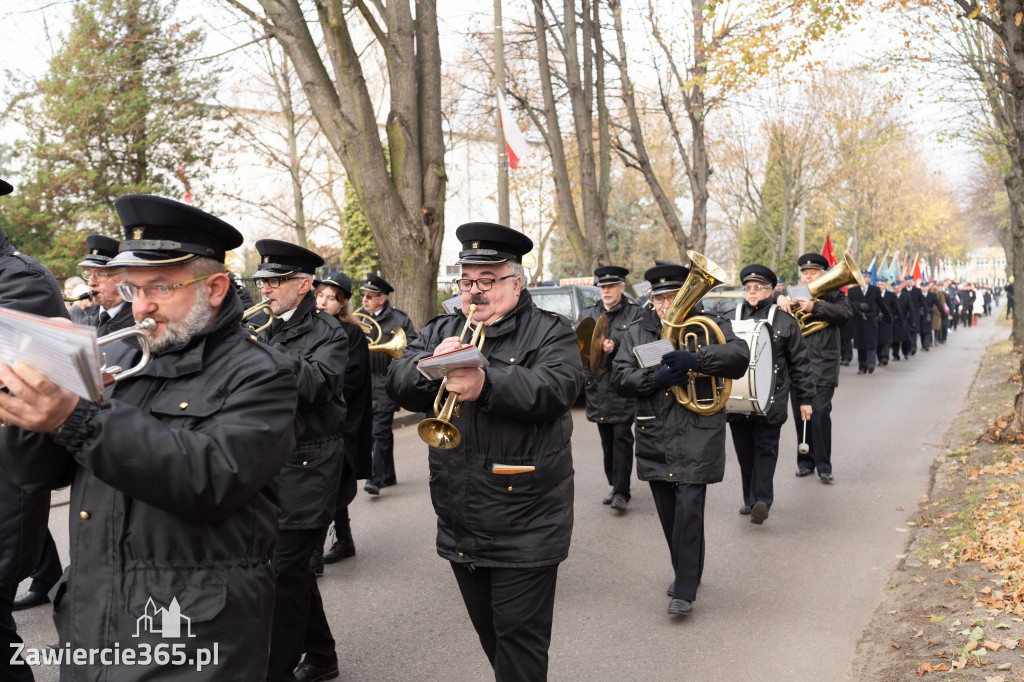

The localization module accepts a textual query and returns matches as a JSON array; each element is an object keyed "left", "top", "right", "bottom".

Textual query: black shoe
[
  {"left": 839, "top": 360, "right": 850, "bottom": 366},
  {"left": 880, "top": 360, "right": 888, "bottom": 366},
  {"left": 857, "top": 369, "right": 866, "bottom": 375},
  {"left": 750, "top": 501, "right": 768, "bottom": 525},
  {"left": 668, "top": 598, "right": 693, "bottom": 616},
  {"left": 923, "top": 347, "right": 930, "bottom": 352},
  {"left": 380, "top": 479, "right": 397, "bottom": 489},
  {"left": 867, "top": 365, "right": 875, "bottom": 374},
  {"left": 293, "top": 659, "right": 340, "bottom": 682},
  {"left": 310, "top": 547, "right": 324, "bottom": 577},
  {"left": 739, "top": 505, "right": 752, "bottom": 515},
  {"left": 12, "top": 589, "right": 50, "bottom": 611},
  {"left": 363, "top": 482, "right": 380, "bottom": 495},
  {"left": 819, "top": 472, "right": 834, "bottom": 484},
  {"left": 323, "top": 540, "right": 355, "bottom": 564},
  {"left": 602, "top": 492, "right": 614, "bottom": 505},
  {"left": 610, "top": 494, "right": 628, "bottom": 512},
  {"left": 892, "top": 356, "right": 900, "bottom": 361},
  {"left": 795, "top": 467, "right": 813, "bottom": 477},
  {"left": 667, "top": 582, "right": 675, "bottom": 597}
]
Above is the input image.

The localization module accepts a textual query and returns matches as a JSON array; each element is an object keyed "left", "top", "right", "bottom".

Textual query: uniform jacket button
[
  {"left": 458, "top": 552, "right": 464, "bottom": 557},
  {"left": 80, "top": 511, "right": 90, "bottom": 519},
  {"left": 668, "top": 473, "right": 674, "bottom": 478},
  {"left": 179, "top": 402, "right": 188, "bottom": 409},
  {"left": 507, "top": 486, "right": 513, "bottom": 492},
  {"left": 302, "top": 461, "right": 308, "bottom": 466}
]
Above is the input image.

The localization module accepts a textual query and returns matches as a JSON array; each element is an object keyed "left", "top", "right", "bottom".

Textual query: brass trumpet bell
[
  {"left": 368, "top": 327, "right": 407, "bottom": 358},
  {"left": 354, "top": 312, "right": 383, "bottom": 345},
  {"left": 99, "top": 318, "right": 156, "bottom": 384},
  {"left": 794, "top": 252, "right": 865, "bottom": 337},
  {"left": 241, "top": 297, "right": 274, "bottom": 333}
]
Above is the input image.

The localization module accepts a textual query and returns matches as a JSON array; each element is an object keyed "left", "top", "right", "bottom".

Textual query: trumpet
[
  {"left": 241, "top": 297, "right": 274, "bottom": 333},
  {"left": 417, "top": 304, "right": 486, "bottom": 450},
  {"left": 63, "top": 291, "right": 94, "bottom": 303},
  {"left": 99, "top": 318, "right": 155, "bottom": 383}
]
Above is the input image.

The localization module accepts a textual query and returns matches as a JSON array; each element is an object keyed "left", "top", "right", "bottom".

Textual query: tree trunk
[{"left": 686, "top": 0, "right": 710, "bottom": 256}]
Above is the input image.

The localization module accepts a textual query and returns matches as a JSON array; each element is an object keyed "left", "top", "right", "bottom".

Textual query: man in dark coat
[
  {"left": 577, "top": 265, "right": 647, "bottom": 511},
  {"left": 875, "top": 278, "right": 895, "bottom": 366},
  {"left": 889, "top": 279, "right": 911, "bottom": 360},
  {"left": 728, "top": 264, "right": 815, "bottom": 518},
  {"left": 920, "top": 281, "right": 938, "bottom": 345},
  {"left": 0, "top": 195, "right": 298, "bottom": 681},
  {"left": 248, "top": 240, "right": 349, "bottom": 682},
  {"left": 945, "top": 280, "right": 961, "bottom": 333},
  {"left": 1006, "top": 280, "right": 1014, "bottom": 319},
  {"left": 358, "top": 273, "right": 417, "bottom": 495},
  {"left": 898, "top": 275, "right": 920, "bottom": 357},
  {"left": 612, "top": 261, "right": 748, "bottom": 617},
  {"left": 848, "top": 273, "right": 887, "bottom": 373},
  {"left": 0, "top": 177, "right": 68, "bottom": 682},
  {"left": 961, "top": 282, "right": 977, "bottom": 327},
  {"left": 387, "top": 223, "right": 584, "bottom": 681},
  {"left": 776, "top": 253, "right": 853, "bottom": 481}
]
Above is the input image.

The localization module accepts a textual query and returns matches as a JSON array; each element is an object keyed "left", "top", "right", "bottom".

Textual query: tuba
[
  {"left": 241, "top": 297, "right": 274, "bottom": 333},
  {"left": 417, "top": 304, "right": 486, "bottom": 450},
  {"left": 792, "top": 252, "right": 865, "bottom": 336},
  {"left": 660, "top": 251, "right": 731, "bottom": 415}
]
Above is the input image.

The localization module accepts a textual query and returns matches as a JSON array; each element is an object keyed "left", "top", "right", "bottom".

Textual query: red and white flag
[{"left": 497, "top": 92, "right": 529, "bottom": 170}]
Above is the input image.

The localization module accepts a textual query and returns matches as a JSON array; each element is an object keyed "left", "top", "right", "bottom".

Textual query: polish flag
[{"left": 497, "top": 92, "right": 529, "bottom": 170}]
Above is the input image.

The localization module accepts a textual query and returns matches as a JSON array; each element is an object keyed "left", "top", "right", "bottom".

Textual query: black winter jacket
[
  {"left": 898, "top": 288, "right": 920, "bottom": 333},
  {"left": 0, "top": 230, "right": 67, "bottom": 590},
  {"left": 577, "top": 298, "right": 648, "bottom": 424},
  {"left": 386, "top": 291, "right": 584, "bottom": 567},
  {"left": 794, "top": 288, "right": 852, "bottom": 388},
  {"left": 339, "top": 320, "right": 373, "bottom": 480},
  {"left": 728, "top": 300, "right": 815, "bottom": 426},
  {"left": 611, "top": 307, "right": 748, "bottom": 484},
  {"left": 361, "top": 301, "right": 417, "bottom": 412},
  {"left": 255, "top": 291, "right": 348, "bottom": 530},
  {"left": 0, "top": 289, "right": 298, "bottom": 682}
]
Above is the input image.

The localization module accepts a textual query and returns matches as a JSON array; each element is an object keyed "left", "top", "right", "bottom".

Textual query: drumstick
[{"left": 798, "top": 419, "right": 809, "bottom": 455}]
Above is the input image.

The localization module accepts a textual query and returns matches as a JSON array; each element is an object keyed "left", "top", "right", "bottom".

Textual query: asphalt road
[{"left": 14, "top": 313, "right": 1006, "bottom": 681}]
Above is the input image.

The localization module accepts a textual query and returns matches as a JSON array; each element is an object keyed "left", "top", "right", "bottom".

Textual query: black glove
[
  {"left": 661, "top": 349, "right": 698, "bottom": 373},
  {"left": 653, "top": 366, "right": 689, "bottom": 388},
  {"left": 858, "top": 302, "right": 870, "bottom": 312}
]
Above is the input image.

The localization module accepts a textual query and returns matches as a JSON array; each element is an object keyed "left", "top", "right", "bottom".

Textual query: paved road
[{"left": 14, "top": 314, "right": 1006, "bottom": 681}]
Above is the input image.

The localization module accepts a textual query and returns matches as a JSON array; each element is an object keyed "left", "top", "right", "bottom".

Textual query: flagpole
[{"left": 494, "top": 0, "right": 510, "bottom": 226}]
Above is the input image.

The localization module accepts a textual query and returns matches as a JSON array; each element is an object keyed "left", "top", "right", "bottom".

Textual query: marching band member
[
  {"left": 612, "top": 261, "right": 748, "bottom": 617},
  {"left": 387, "top": 223, "right": 583, "bottom": 681},
  {"left": 249, "top": 240, "right": 349, "bottom": 682},
  {"left": 0, "top": 195, "right": 299, "bottom": 680}
]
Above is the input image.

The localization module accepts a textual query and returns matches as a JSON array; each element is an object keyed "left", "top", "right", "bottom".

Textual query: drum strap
[{"left": 735, "top": 302, "right": 779, "bottom": 330}]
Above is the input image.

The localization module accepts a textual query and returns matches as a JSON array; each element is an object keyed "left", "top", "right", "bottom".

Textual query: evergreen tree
[
  {"left": 0, "top": 0, "right": 220, "bottom": 277},
  {"left": 341, "top": 178, "right": 380, "bottom": 280},
  {"left": 739, "top": 141, "right": 799, "bottom": 284}
]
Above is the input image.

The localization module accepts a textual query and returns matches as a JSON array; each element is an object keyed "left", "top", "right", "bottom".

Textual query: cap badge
[
  {"left": 263, "top": 256, "right": 269, "bottom": 263},
  {"left": 91, "top": 249, "right": 98, "bottom": 255},
  {"left": 472, "top": 241, "right": 480, "bottom": 248},
  {"left": 133, "top": 229, "right": 143, "bottom": 240},
  {"left": 659, "top": 278, "right": 666, "bottom": 283}
]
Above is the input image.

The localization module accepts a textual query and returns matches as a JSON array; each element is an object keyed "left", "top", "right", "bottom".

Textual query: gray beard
[{"left": 144, "top": 293, "right": 214, "bottom": 355}]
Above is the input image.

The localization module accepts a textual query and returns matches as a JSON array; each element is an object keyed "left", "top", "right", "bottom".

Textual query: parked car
[
  {"left": 700, "top": 285, "right": 744, "bottom": 317},
  {"left": 529, "top": 283, "right": 638, "bottom": 323}
]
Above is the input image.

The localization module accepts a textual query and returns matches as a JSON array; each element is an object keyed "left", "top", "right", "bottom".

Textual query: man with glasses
[
  {"left": 249, "top": 240, "right": 349, "bottom": 682},
  {"left": 612, "top": 261, "right": 748, "bottom": 617},
  {"left": 727, "top": 265, "right": 814, "bottom": 522},
  {"left": 387, "top": 222, "right": 583, "bottom": 680},
  {"left": 576, "top": 265, "right": 646, "bottom": 512},
  {"left": 80, "top": 234, "right": 134, "bottom": 336},
  {"left": 358, "top": 273, "right": 416, "bottom": 496},
  {"left": 776, "top": 253, "right": 852, "bottom": 482},
  {"left": 0, "top": 194, "right": 299, "bottom": 680}
]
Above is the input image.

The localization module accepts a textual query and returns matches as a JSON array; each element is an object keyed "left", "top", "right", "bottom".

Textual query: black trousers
[
  {"left": 27, "top": 530, "right": 62, "bottom": 594},
  {"left": 450, "top": 562, "right": 559, "bottom": 682},
  {"left": 840, "top": 336, "right": 853, "bottom": 363},
  {"left": 856, "top": 348, "right": 875, "bottom": 372},
  {"left": 648, "top": 481, "right": 706, "bottom": 602},
  {"left": 301, "top": 568, "right": 337, "bottom": 668},
  {"left": 1, "top": 584, "right": 35, "bottom": 682},
  {"left": 370, "top": 411, "right": 396, "bottom": 486},
  {"left": 332, "top": 459, "right": 359, "bottom": 530},
  {"left": 902, "top": 335, "right": 917, "bottom": 357},
  {"left": 792, "top": 385, "right": 835, "bottom": 475},
  {"left": 729, "top": 421, "right": 781, "bottom": 509},
  {"left": 876, "top": 341, "right": 891, "bottom": 363},
  {"left": 920, "top": 326, "right": 933, "bottom": 349},
  {"left": 268, "top": 528, "right": 323, "bottom": 681},
  {"left": 596, "top": 422, "right": 634, "bottom": 498}
]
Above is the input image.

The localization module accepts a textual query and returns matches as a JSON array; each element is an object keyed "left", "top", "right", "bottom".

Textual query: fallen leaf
[
  {"left": 980, "top": 587, "right": 993, "bottom": 595},
  {"left": 927, "top": 638, "right": 941, "bottom": 647},
  {"left": 931, "top": 615, "right": 947, "bottom": 622},
  {"left": 952, "top": 657, "right": 966, "bottom": 669},
  {"left": 998, "top": 662, "right": 1013, "bottom": 670},
  {"left": 888, "top": 610, "right": 898, "bottom": 615},
  {"left": 982, "top": 640, "right": 1002, "bottom": 651},
  {"left": 994, "top": 622, "right": 1011, "bottom": 629},
  {"left": 917, "top": 660, "right": 933, "bottom": 676},
  {"left": 915, "top": 630, "right": 925, "bottom": 638},
  {"left": 933, "top": 663, "right": 950, "bottom": 672},
  {"left": 1002, "top": 638, "right": 1018, "bottom": 649},
  {"left": 891, "top": 641, "right": 901, "bottom": 650},
  {"left": 966, "top": 640, "right": 979, "bottom": 652},
  {"left": 896, "top": 505, "right": 905, "bottom": 511},
  {"left": 948, "top": 579, "right": 959, "bottom": 586},
  {"left": 1016, "top": 12, "right": 1022, "bottom": 27},
  {"left": 970, "top": 626, "right": 985, "bottom": 641}
]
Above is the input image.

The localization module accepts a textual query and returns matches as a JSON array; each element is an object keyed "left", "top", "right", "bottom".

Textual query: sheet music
[
  {"left": 633, "top": 338, "right": 675, "bottom": 369},
  {"left": 0, "top": 306, "right": 102, "bottom": 401},
  {"left": 787, "top": 284, "right": 812, "bottom": 301},
  {"left": 417, "top": 345, "right": 490, "bottom": 381}
]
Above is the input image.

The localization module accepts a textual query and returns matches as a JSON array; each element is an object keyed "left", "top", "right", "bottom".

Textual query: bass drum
[{"left": 727, "top": 318, "right": 776, "bottom": 415}]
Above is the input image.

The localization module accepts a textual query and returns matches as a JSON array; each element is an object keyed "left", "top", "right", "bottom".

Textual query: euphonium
[
  {"left": 792, "top": 252, "right": 865, "bottom": 337},
  {"left": 660, "top": 251, "right": 731, "bottom": 415},
  {"left": 417, "top": 304, "right": 486, "bottom": 450},
  {"left": 241, "top": 297, "right": 274, "bottom": 333},
  {"left": 98, "top": 318, "right": 155, "bottom": 383},
  {"left": 354, "top": 311, "right": 382, "bottom": 344},
  {"left": 354, "top": 311, "right": 407, "bottom": 357}
]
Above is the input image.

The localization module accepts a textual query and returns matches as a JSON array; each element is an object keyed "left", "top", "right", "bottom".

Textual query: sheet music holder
[
  {"left": 417, "top": 345, "right": 489, "bottom": 381},
  {"left": 0, "top": 306, "right": 103, "bottom": 401},
  {"left": 632, "top": 338, "right": 675, "bottom": 369},
  {"left": 787, "top": 284, "right": 812, "bottom": 301}
]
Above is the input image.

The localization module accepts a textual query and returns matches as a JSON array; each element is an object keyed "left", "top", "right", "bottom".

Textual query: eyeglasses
[
  {"left": 81, "top": 268, "right": 124, "bottom": 282},
  {"left": 453, "top": 275, "right": 516, "bottom": 292},
  {"left": 116, "top": 274, "right": 213, "bottom": 302},
  {"left": 743, "top": 283, "right": 770, "bottom": 292},
  {"left": 254, "top": 276, "right": 300, "bottom": 289}
]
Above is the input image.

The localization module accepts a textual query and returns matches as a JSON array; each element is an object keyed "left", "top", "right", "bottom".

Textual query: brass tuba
[
  {"left": 792, "top": 252, "right": 865, "bottom": 337},
  {"left": 241, "top": 297, "right": 274, "bottom": 334},
  {"left": 660, "top": 251, "right": 731, "bottom": 415}
]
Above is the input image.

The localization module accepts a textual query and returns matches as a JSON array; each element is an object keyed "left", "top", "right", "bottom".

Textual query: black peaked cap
[
  {"left": 644, "top": 263, "right": 690, "bottom": 294},
  {"left": 455, "top": 222, "right": 533, "bottom": 265},
  {"left": 797, "top": 253, "right": 829, "bottom": 270},
  {"left": 594, "top": 265, "right": 629, "bottom": 286},
  {"left": 79, "top": 234, "right": 121, "bottom": 268},
  {"left": 112, "top": 195, "right": 243, "bottom": 267},
  {"left": 740, "top": 264, "right": 777, "bottom": 288},
  {"left": 254, "top": 239, "right": 324, "bottom": 277},
  {"left": 360, "top": 273, "right": 394, "bottom": 295},
  {"left": 0, "top": 179, "right": 12, "bottom": 196},
  {"left": 318, "top": 271, "right": 353, "bottom": 298}
]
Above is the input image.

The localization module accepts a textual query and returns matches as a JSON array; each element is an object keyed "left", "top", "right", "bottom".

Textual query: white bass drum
[{"left": 727, "top": 318, "right": 776, "bottom": 415}]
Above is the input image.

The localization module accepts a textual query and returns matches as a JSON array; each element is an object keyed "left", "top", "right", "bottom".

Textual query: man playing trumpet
[{"left": 387, "top": 223, "right": 583, "bottom": 681}]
